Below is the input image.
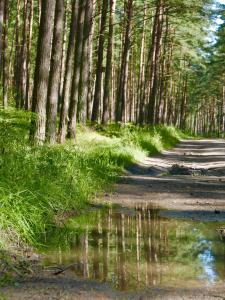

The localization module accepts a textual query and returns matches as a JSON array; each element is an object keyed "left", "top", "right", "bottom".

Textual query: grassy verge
[{"left": 0, "top": 108, "right": 185, "bottom": 248}]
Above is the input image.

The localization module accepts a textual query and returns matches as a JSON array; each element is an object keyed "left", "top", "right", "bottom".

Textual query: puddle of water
[{"left": 42, "top": 205, "right": 225, "bottom": 291}]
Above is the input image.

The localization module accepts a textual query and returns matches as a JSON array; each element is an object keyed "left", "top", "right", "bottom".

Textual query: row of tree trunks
[{"left": 0, "top": 0, "right": 207, "bottom": 144}]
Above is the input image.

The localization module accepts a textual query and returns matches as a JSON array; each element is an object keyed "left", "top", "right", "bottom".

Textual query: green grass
[
  {"left": 95, "top": 123, "right": 185, "bottom": 154},
  {"left": 0, "top": 108, "right": 185, "bottom": 248}
]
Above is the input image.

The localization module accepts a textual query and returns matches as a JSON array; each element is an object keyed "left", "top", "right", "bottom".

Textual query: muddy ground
[{"left": 2, "top": 139, "right": 225, "bottom": 300}]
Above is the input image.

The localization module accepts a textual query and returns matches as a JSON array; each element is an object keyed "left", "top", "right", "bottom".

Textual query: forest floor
[{"left": 2, "top": 139, "right": 225, "bottom": 300}]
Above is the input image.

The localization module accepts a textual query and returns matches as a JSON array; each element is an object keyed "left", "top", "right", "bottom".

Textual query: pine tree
[
  {"left": 58, "top": 0, "right": 79, "bottom": 144},
  {"left": 68, "top": 0, "right": 86, "bottom": 140},
  {"left": 31, "top": 0, "right": 56, "bottom": 145},
  {"left": 46, "top": 0, "right": 65, "bottom": 144},
  {"left": 91, "top": 0, "right": 109, "bottom": 123}
]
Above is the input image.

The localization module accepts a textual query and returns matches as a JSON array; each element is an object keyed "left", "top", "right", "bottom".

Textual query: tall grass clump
[
  {"left": 0, "top": 109, "right": 184, "bottom": 248},
  {"left": 0, "top": 110, "right": 139, "bottom": 247},
  {"left": 96, "top": 123, "right": 185, "bottom": 155}
]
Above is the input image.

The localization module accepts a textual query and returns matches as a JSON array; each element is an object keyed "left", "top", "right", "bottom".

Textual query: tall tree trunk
[
  {"left": 147, "top": 0, "right": 164, "bottom": 125},
  {"left": 91, "top": 0, "right": 108, "bottom": 122},
  {"left": 14, "top": 0, "right": 22, "bottom": 108},
  {"left": 68, "top": 0, "right": 86, "bottom": 140},
  {"left": 162, "top": 27, "right": 173, "bottom": 125},
  {"left": 0, "top": 0, "right": 4, "bottom": 80},
  {"left": 138, "top": 0, "right": 147, "bottom": 125},
  {"left": 102, "top": 0, "right": 117, "bottom": 124},
  {"left": 19, "top": 0, "right": 31, "bottom": 108},
  {"left": 31, "top": 0, "right": 56, "bottom": 145},
  {"left": 115, "top": 0, "right": 133, "bottom": 122},
  {"left": 78, "top": 0, "right": 94, "bottom": 123},
  {"left": 166, "top": 75, "right": 174, "bottom": 124},
  {"left": 180, "top": 71, "right": 188, "bottom": 130},
  {"left": 86, "top": 0, "right": 96, "bottom": 121},
  {"left": 38, "top": 0, "right": 41, "bottom": 22},
  {"left": 58, "top": 0, "right": 78, "bottom": 144},
  {"left": 222, "top": 86, "right": 225, "bottom": 138},
  {"left": 25, "top": 0, "right": 33, "bottom": 110},
  {"left": 58, "top": 0, "right": 68, "bottom": 105},
  {"left": 155, "top": 14, "right": 168, "bottom": 124},
  {"left": 2, "top": 0, "right": 9, "bottom": 108},
  {"left": 46, "top": 0, "right": 65, "bottom": 144}
]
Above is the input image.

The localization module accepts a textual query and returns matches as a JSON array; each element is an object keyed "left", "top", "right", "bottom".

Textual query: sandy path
[
  {"left": 109, "top": 139, "right": 225, "bottom": 219},
  {"left": 3, "top": 139, "right": 225, "bottom": 300}
]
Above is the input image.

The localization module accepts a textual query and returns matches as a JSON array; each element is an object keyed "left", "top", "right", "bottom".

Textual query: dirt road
[
  {"left": 111, "top": 139, "right": 225, "bottom": 220},
  {"left": 3, "top": 139, "right": 225, "bottom": 300}
]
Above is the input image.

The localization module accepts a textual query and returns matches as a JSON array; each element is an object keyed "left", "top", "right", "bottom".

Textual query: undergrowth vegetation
[{"left": 0, "top": 109, "right": 185, "bottom": 248}]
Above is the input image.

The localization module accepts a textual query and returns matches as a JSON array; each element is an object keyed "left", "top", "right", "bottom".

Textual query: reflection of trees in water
[
  {"left": 45, "top": 206, "right": 225, "bottom": 290},
  {"left": 92, "top": 227, "right": 100, "bottom": 279},
  {"left": 70, "top": 205, "right": 173, "bottom": 290},
  {"left": 83, "top": 227, "right": 89, "bottom": 277}
]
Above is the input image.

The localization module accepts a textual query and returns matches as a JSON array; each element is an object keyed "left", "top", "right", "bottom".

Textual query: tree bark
[
  {"left": 46, "top": 0, "right": 65, "bottom": 144},
  {"left": 102, "top": 0, "right": 117, "bottom": 124},
  {"left": 2, "top": 0, "right": 9, "bottom": 108},
  {"left": 25, "top": 0, "right": 33, "bottom": 110},
  {"left": 162, "top": 27, "right": 173, "bottom": 124},
  {"left": 180, "top": 70, "right": 188, "bottom": 130},
  {"left": 91, "top": 0, "right": 108, "bottom": 122},
  {"left": 86, "top": 0, "right": 96, "bottom": 121},
  {"left": 58, "top": 1, "right": 68, "bottom": 106},
  {"left": 68, "top": 0, "right": 86, "bottom": 140},
  {"left": 147, "top": 0, "right": 164, "bottom": 125},
  {"left": 58, "top": 0, "right": 78, "bottom": 144},
  {"left": 78, "top": 0, "right": 94, "bottom": 123},
  {"left": 31, "top": 0, "right": 56, "bottom": 145},
  {"left": 0, "top": 0, "right": 4, "bottom": 80},
  {"left": 14, "top": 0, "right": 21, "bottom": 108},
  {"left": 115, "top": 0, "right": 133, "bottom": 123},
  {"left": 138, "top": 0, "right": 147, "bottom": 125},
  {"left": 222, "top": 86, "right": 225, "bottom": 138},
  {"left": 19, "top": 0, "right": 31, "bottom": 109}
]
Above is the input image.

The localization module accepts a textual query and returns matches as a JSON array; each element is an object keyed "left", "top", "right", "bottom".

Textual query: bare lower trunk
[
  {"left": 31, "top": 0, "right": 56, "bottom": 145},
  {"left": 138, "top": 0, "right": 147, "bottom": 125},
  {"left": 58, "top": 0, "right": 78, "bottom": 144},
  {"left": 147, "top": 0, "right": 164, "bottom": 125},
  {"left": 46, "top": 0, "right": 65, "bottom": 144},
  {"left": 102, "top": 0, "right": 116, "bottom": 124},
  {"left": 91, "top": 0, "right": 108, "bottom": 122},
  {"left": 25, "top": 0, "right": 33, "bottom": 110},
  {"left": 68, "top": 0, "right": 86, "bottom": 141},
  {"left": 3, "top": 0, "right": 9, "bottom": 108},
  {"left": 115, "top": 0, "right": 133, "bottom": 123},
  {"left": 78, "top": 0, "right": 94, "bottom": 123},
  {"left": 0, "top": 0, "right": 4, "bottom": 80}
]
